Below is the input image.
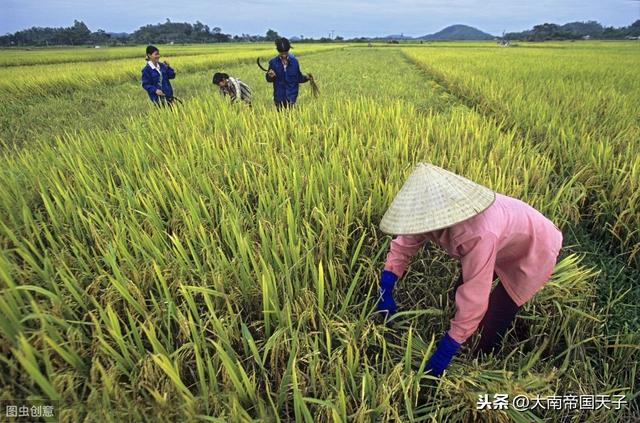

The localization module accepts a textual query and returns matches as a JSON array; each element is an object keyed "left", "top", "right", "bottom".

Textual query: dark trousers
[
  {"left": 450, "top": 273, "right": 521, "bottom": 355},
  {"left": 154, "top": 97, "right": 177, "bottom": 108},
  {"left": 274, "top": 100, "right": 294, "bottom": 110}
]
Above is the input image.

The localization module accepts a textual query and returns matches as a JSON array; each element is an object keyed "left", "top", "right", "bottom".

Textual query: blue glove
[
  {"left": 377, "top": 270, "right": 398, "bottom": 316},
  {"left": 426, "top": 332, "right": 462, "bottom": 377}
]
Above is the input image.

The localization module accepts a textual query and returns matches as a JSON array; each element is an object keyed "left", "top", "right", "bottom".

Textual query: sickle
[{"left": 256, "top": 57, "right": 269, "bottom": 72}]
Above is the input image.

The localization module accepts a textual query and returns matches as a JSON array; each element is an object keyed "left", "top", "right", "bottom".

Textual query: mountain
[
  {"left": 418, "top": 25, "right": 494, "bottom": 40},
  {"left": 383, "top": 34, "right": 413, "bottom": 40}
]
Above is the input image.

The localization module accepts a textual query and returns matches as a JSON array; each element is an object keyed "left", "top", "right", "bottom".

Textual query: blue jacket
[
  {"left": 141, "top": 62, "right": 176, "bottom": 103},
  {"left": 266, "top": 53, "right": 309, "bottom": 103}
]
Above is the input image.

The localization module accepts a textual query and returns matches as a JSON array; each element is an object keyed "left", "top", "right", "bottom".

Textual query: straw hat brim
[{"left": 380, "top": 163, "right": 496, "bottom": 235}]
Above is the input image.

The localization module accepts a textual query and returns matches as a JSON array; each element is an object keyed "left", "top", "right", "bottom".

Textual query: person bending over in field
[
  {"left": 265, "top": 37, "right": 313, "bottom": 110},
  {"left": 376, "top": 163, "right": 563, "bottom": 377},
  {"left": 141, "top": 45, "right": 177, "bottom": 107},
  {"left": 212, "top": 72, "right": 252, "bottom": 106}
]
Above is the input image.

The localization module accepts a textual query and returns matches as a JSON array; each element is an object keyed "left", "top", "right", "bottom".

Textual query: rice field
[{"left": 0, "top": 42, "right": 639, "bottom": 422}]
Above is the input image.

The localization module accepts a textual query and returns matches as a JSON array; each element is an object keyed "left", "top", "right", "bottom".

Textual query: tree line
[
  {"left": 505, "top": 20, "right": 640, "bottom": 41},
  {"left": 0, "top": 20, "right": 299, "bottom": 47}
]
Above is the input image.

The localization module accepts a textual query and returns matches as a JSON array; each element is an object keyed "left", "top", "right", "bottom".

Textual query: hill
[{"left": 418, "top": 24, "right": 495, "bottom": 40}]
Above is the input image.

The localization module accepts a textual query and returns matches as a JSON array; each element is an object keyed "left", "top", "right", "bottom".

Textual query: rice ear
[{"left": 308, "top": 73, "right": 319, "bottom": 98}]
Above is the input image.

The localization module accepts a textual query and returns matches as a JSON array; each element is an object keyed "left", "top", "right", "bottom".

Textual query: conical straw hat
[{"left": 380, "top": 163, "right": 495, "bottom": 235}]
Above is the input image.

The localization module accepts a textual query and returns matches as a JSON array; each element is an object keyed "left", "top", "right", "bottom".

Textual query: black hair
[
  {"left": 275, "top": 37, "right": 291, "bottom": 52},
  {"left": 146, "top": 45, "right": 159, "bottom": 58},
  {"left": 212, "top": 72, "right": 229, "bottom": 84}
]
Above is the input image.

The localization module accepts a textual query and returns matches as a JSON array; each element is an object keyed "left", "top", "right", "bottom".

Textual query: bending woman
[{"left": 377, "top": 163, "right": 563, "bottom": 377}]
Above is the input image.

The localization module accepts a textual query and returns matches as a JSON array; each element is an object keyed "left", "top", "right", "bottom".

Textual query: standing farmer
[
  {"left": 141, "top": 45, "right": 176, "bottom": 106},
  {"left": 377, "top": 163, "right": 563, "bottom": 377},
  {"left": 265, "top": 37, "right": 313, "bottom": 109}
]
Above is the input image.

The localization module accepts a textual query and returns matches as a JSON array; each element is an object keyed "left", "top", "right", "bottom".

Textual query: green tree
[
  {"left": 91, "top": 29, "right": 111, "bottom": 45},
  {"left": 629, "top": 20, "right": 640, "bottom": 36},
  {"left": 265, "top": 29, "right": 279, "bottom": 41},
  {"left": 68, "top": 20, "right": 91, "bottom": 45},
  {"left": 532, "top": 23, "right": 560, "bottom": 41}
]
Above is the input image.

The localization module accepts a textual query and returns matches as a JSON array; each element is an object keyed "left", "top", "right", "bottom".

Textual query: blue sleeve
[
  {"left": 296, "top": 59, "right": 309, "bottom": 84},
  {"left": 298, "top": 68, "right": 309, "bottom": 83},
  {"left": 141, "top": 68, "right": 156, "bottom": 94},
  {"left": 265, "top": 58, "right": 276, "bottom": 83},
  {"left": 165, "top": 64, "right": 176, "bottom": 79}
]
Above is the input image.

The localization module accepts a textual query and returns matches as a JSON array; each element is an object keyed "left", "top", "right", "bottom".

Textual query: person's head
[
  {"left": 146, "top": 45, "right": 160, "bottom": 62},
  {"left": 275, "top": 37, "right": 291, "bottom": 58},
  {"left": 212, "top": 72, "right": 229, "bottom": 87}
]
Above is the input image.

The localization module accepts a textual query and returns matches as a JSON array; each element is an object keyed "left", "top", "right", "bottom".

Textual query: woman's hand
[
  {"left": 267, "top": 69, "right": 276, "bottom": 78},
  {"left": 155, "top": 89, "right": 165, "bottom": 97},
  {"left": 377, "top": 270, "right": 398, "bottom": 317},
  {"left": 425, "top": 332, "right": 462, "bottom": 377}
]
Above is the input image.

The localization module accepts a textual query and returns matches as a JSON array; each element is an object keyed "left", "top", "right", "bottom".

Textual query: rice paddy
[{"left": 0, "top": 41, "right": 638, "bottom": 422}]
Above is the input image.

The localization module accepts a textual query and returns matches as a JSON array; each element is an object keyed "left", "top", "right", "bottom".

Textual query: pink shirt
[{"left": 383, "top": 194, "right": 563, "bottom": 344}]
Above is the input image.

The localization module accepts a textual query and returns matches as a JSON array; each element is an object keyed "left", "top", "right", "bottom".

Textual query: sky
[{"left": 1, "top": 0, "right": 639, "bottom": 38}]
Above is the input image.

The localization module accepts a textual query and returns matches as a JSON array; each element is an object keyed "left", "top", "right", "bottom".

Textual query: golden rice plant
[
  {"left": 402, "top": 43, "right": 640, "bottom": 266},
  {"left": 0, "top": 45, "right": 637, "bottom": 422}
]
